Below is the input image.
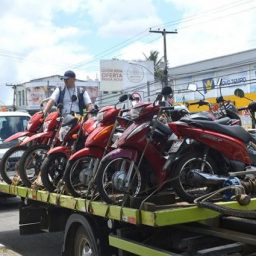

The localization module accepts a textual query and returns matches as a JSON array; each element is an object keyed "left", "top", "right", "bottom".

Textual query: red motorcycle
[
  {"left": 0, "top": 111, "right": 44, "bottom": 184},
  {"left": 60, "top": 94, "right": 132, "bottom": 197},
  {"left": 95, "top": 87, "right": 180, "bottom": 204},
  {"left": 40, "top": 111, "right": 97, "bottom": 192},
  {"left": 166, "top": 93, "right": 256, "bottom": 203},
  {"left": 18, "top": 105, "right": 63, "bottom": 187},
  {"left": 95, "top": 86, "right": 239, "bottom": 205}
]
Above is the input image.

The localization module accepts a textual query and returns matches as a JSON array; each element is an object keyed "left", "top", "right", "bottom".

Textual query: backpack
[{"left": 57, "top": 86, "right": 86, "bottom": 115}]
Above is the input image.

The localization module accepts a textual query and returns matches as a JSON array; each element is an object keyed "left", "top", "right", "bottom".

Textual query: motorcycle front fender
[
  {"left": 101, "top": 148, "right": 138, "bottom": 163},
  {"left": 4, "top": 131, "right": 32, "bottom": 143},
  {"left": 20, "top": 131, "right": 54, "bottom": 145},
  {"left": 47, "top": 146, "right": 71, "bottom": 157},
  {"left": 69, "top": 147, "right": 104, "bottom": 161}
]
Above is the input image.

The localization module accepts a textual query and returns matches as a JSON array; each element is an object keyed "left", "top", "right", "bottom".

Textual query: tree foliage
[{"left": 143, "top": 50, "right": 164, "bottom": 81}]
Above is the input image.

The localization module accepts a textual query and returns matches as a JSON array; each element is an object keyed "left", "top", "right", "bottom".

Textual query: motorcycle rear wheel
[
  {"left": 41, "top": 153, "right": 67, "bottom": 192},
  {"left": 0, "top": 145, "right": 27, "bottom": 184},
  {"left": 96, "top": 157, "right": 146, "bottom": 205},
  {"left": 170, "top": 152, "right": 221, "bottom": 203},
  {"left": 19, "top": 144, "right": 50, "bottom": 187}
]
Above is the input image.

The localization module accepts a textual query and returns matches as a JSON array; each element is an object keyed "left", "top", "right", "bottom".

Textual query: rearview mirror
[
  {"left": 188, "top": 83, "right": 197, "bottom": 92},
  {"left": 119, "top": 94, "right": 129, "bottom": 103},
  {"left": 234, "top": 88, "right": 244, "bottom": 98}
]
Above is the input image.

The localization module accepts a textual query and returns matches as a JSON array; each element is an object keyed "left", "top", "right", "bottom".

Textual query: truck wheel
[{"left": 74, "top": 225, "right": 100, "bottom": 256}]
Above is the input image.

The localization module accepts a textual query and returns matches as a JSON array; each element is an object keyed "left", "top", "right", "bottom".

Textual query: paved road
[{"left": 0, "top": 196, "right": 64, "bottom": 256}]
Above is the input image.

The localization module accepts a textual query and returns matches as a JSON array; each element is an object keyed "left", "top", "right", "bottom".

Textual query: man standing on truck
[
  {"left": 43, "top": 70, "right": 93, "bottom": 115},
  {"left": 13, "top": 70, "right": 93, "bottom": 187}
]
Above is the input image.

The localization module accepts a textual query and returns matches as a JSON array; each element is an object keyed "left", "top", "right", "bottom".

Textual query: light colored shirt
[{"left": 50, "top": 86, "right": 91, "bottom": 114}]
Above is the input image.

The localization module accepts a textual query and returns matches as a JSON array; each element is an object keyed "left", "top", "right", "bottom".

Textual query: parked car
[{"left": 0, "top": 111, "right": 31, "bottom": 160}]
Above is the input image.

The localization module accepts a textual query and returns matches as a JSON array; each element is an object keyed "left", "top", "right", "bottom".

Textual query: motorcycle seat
[{"left": 183, "top": 119, "right": 256, "bottom": 144}]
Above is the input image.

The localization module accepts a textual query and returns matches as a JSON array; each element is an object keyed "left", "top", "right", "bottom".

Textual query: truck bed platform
[{"left": 1, "top": 182, "right": 256, "bottom": 227}]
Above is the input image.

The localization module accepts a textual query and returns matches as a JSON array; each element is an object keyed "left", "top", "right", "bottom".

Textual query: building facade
[
  {"left": 168, "top": 48, "right": 256, "bottom": 108},
  {"left": 97, "top": 59, "right": 159, "bottom": 107}
]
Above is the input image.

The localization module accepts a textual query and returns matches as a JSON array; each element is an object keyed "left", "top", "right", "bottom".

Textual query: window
[
  {"left": 22, "top": 91, "right": 25, "bottom": 106},
  {"left": 18, "top": 91, "right": 21, "bottom": 106},
  {"left": 0, "top": 115, "right": 30, "bottom": 141}
]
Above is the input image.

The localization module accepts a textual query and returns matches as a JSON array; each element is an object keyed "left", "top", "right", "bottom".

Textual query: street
[{"left": 0, "top": 196, "right": 64, "bottom": 256}]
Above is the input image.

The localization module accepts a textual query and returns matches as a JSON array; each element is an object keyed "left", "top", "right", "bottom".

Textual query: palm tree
[{"left": 143, "top": 50, "right": 164, "bottom": 80}]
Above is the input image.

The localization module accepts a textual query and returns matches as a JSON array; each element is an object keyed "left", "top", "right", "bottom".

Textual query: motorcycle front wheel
[
  {"left": 41, "top": 153, "right": 67, "bottom": 192},
  {"left": 96, "top": 157, "right": 146, "bottom": 205},
  {"left": 0, "top": 145, "right": 27, "bottom": 184},
  {"left": 64, "top": 155, "right": 100, "bottom": 198},
  {"left": 19, "top": 144, "right": 50, "bottom": 187},
  {"left": 170, "top": 152, "right": 220, "bottom": 203}
]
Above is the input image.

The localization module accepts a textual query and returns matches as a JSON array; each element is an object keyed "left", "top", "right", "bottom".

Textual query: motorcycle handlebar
[
  {"left": 238, "top": 107, "right": 248, "bottom": 111},
  {"left": 188, "top": 101, "right": 210, "bottom": 106},
  {"left": 160, "top": 106, "right": 174, "bottom": 111}
]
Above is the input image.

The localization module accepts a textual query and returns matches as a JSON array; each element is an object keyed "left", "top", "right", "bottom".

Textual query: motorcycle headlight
[
  {"left": 43, "top": 120, "right": 51, "bottom": 132},
  {"left": 96, "top": 112, "right": 104, "bottom": 122},
  {"left": 59, "top": 125, "right": 72, "bottom": 142}
]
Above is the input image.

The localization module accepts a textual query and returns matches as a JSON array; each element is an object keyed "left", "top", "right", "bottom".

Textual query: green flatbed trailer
[{"left": 1, "top": 182, "right": 256, "bottom": 256}]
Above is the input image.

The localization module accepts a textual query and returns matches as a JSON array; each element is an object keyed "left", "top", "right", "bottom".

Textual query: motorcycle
[
  {"left": 95, "top": 82, "right": 241, "bottom": 205},
  {"left": 0, "top": 100, "right": 47, "bottom": 184},
  {"left": 95, "top": 87, "right": 185, "bottom": 205},
  {"left": 165, "top": 89, "right": 256, "bottom": 203},
  {"left": 40, "top": 109, "right": 97, "bottom": 192},
  {"left": 18, "top": 104, "right": 63, "bottom": 187},
  {"left": 53, "top": 94, "right": 132, "bottom": 197}
]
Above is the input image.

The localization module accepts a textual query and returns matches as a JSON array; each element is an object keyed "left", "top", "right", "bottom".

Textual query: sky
[{"left": 1, "top": 0, "right": 256, "bottom": 104}]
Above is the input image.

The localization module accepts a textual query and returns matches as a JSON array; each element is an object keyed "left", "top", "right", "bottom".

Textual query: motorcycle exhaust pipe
[{"left": 189, "top": 171, "right": 227, "bottom": 186}]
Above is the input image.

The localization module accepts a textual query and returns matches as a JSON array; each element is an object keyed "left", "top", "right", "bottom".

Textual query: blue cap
[{"left": 62, "top": 70, "right": 76, "bottom": 80}]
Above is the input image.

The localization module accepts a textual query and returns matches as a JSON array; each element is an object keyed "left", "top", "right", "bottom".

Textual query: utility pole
[
  {"left": 6, "top": 83, "right": 17, "bottom": 111},
  {"left": 149, "top": 28, "right": 177, "bottom": 88}
]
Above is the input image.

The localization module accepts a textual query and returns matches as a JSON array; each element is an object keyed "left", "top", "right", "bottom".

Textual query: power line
[
  {"left": 161, "top": 0, "right": 252, "bottom": 29},
  {"left": 0, "top": 0, "right": 254, "bottom": 79},
  {"left": 73, "top": 0, "right": 253, "bottom": 70}
]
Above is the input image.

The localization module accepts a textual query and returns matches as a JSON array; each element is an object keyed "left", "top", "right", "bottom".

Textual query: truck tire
[
  {"left": 63, "top": 214, "right": 113, "bottom": 256},
  {"left": 74, "top": 225, "right": 100, "bottom": 256}
]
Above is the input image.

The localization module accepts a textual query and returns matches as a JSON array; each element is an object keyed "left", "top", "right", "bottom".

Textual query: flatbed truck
[{"left": 1, "top": 182, "right": 256, "bottom": 256}]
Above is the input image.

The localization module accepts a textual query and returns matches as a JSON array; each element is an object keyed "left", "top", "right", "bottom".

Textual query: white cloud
[
  {"left": 85, "top": 0, "right": 162, "bottom": 37},
  {"left": 0, "top": 0, "right": 92, "bottom": 104},
  {"left": 1, "top": 0, "right": 256, "bottom": 105},
  {"left": 118, "top": 0, "right": 256, "bottom": 68},
  {"left": 165, "top": 0, "right": 256, "bottom": 66},
  {"left": 0, "top": 1, "right": 121, "bottom": 103}
]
